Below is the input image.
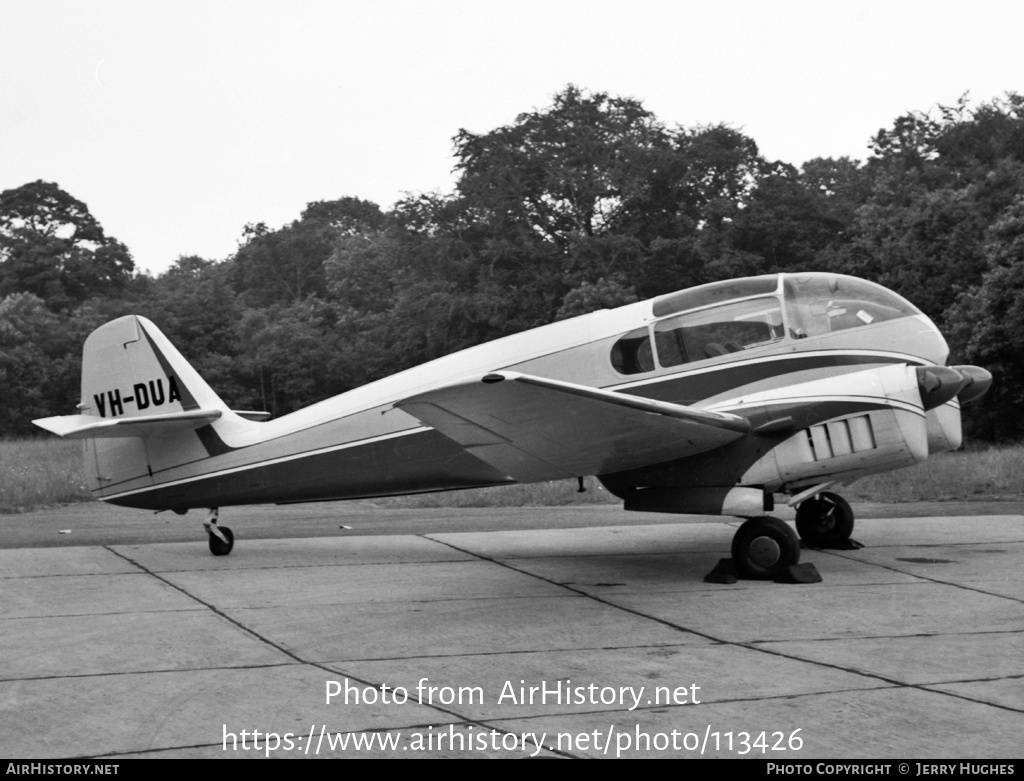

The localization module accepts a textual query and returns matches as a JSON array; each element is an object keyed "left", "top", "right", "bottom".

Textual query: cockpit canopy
[{"left": 611, "top": 273, "right": 922, "bottom": 376}]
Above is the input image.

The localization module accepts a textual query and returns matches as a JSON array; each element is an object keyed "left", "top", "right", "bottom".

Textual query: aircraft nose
[
  {"left": 916, "top": 366, "right": 969, "bottom": 410},
  {"left": 949, "top": 365, "right": 993, "bottom": 403}
]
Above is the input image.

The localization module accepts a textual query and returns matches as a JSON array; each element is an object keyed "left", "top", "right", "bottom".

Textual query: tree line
[{"left": 2, "top": 86, "right": 1022, "bottom": 439}]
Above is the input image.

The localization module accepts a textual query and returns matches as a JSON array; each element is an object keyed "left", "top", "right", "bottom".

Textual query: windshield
[{"left": 783, "top": 274, "right": 922, "bottom": 338}]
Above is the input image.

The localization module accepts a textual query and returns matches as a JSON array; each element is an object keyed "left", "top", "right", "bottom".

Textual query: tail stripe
[{"left": 139, "top": 323, "right": 201, "bottom": 412}]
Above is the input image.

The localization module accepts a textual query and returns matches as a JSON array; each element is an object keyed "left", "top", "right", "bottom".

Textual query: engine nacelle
[{"left": 733, "top": 364, "right": 933, "bottom": 492}]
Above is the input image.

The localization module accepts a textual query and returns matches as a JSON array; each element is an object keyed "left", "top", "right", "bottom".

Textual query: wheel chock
[
  {"left": 703, "top": 558, "right": 738, "bottom": 584},
  {"left": 774, "top": 562, "right": 823, "bottom": 584}
]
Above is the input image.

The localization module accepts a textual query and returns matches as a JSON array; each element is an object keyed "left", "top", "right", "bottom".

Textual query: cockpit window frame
[
  {"left": 651, "top": 275, "right": 781, "bottom": 319},
  {"left": 609, "top": 273, "right": 923, "bottom": 377}
]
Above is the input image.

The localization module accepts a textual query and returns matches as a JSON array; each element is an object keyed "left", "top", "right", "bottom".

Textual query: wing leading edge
[{"left": 395, "top": 371, "right": 749, "bottom": 483}]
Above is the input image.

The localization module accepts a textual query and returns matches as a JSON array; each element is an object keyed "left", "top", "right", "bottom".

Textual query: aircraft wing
[{"left": 395, "top": 371, "right": 750, "bottom": 482}]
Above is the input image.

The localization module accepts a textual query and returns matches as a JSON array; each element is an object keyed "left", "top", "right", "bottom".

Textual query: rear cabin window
[
  {"left": 610, "top": 297, "right": 784, "bottom": 375},
  {"left": 610, "top": 327, "right": 655, "bottom": 375}
]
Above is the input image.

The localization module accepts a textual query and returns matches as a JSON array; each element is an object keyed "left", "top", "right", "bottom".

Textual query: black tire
[
  {"left": 731, "top": 516, "right": 800, "bottom": 580},
  {"left": 208, "top": 526, "right": 234, "bottom": 556},
  {"left": 795, "top": 492, "right": 854, "bottom": 547}
]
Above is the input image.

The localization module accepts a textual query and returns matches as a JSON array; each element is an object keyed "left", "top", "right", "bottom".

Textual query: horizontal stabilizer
[
  {"left": 396, "top": 371, "right": 749, "bottom": 482},
  {"left": 33, "top": 409, "right": 222, "bottom": 439}
]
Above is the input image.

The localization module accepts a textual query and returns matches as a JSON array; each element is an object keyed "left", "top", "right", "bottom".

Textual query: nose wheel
[
  {"left": 731, "top": 516, "right": 800, "bottom": 580},
  {"left": 795, "top": 492, "right": 854, "bottom": 548}
]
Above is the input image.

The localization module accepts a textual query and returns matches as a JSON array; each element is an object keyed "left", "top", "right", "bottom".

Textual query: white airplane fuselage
[{"left": 70, "top": 273, "right": 965, "bottom": 515}]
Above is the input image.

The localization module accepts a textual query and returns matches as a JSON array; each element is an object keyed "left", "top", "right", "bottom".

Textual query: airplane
[{"left": 34, "top": 272, "right": 991, "bottom": 579}]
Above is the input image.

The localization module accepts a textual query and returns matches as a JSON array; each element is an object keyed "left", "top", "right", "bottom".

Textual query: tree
[
  {"left": 556, "top": 277, "right": 637, "bottom": 320},
  {"left": 300, "top": 197, "right": 386, "bottom": 234},
  {"left": 232, "top": 197, "right": 385, "bottom": 307},
  {"left": 0, "top": 181, "right": 134, "bottom": 310},
  {"left": 0, "top": 293, "right": 84, "bottom": 434},
  {"left": 670, "top": 124, "right": 763, "bottom": 228},
  {"left": 946, "top": 196, "right": 1024, "bottom": 440},
  {"left": 448, "top": 87, "right": 777, "bottom": 305},
  {"left": 235, "top": 298, "right": 348, "bottom": 417},
  {"left": 712, "top": 162, "right": 852, "bottom": 278},
  {"left": 453, "top": 86, "right": 675, "bottom": 249},
  {"left": 832, "top": 187, "right": 988, "bottom": 322},
  {"left": 833, "top": 94, "right": 1024, "bottom": 323}
]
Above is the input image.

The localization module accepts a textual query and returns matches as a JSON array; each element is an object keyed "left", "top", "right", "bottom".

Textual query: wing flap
[
  {"left": 396, "top": 372, "right": 749, "bottom": 482},
  {"left": 33, "top": 409, "right": 222, "bottom": 439}
]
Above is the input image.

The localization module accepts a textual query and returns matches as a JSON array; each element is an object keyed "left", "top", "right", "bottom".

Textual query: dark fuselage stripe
[
  {"left": 104, "top": 426, "right": 512, "bottom": 509},
  {"left": 104, "top": 350, "right": 922, "bottom": 508},
  {"left": 616, "top": 351, "right": 920, "bottom": 403}
]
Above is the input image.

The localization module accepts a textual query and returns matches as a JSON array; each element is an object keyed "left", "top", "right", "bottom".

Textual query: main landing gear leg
[
  {"left": 795, "top": 491, "right": 855, "bottom": 548},
  {"left": 730, "top": 516, "right": 801, "bottom": 580},
  {"left": 203, "top": 507, "right": 234, "bottom": 556}
]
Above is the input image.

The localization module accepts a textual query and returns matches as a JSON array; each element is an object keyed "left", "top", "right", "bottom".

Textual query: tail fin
[
  {"left": 35, "top": 315, "right": 229, "bottom": 437},
  {"left": 89, "top": 314, "right": 229, "bottom": 416},
  {"left": 34, "top": 315, "right": 254, "bottom": 499}
]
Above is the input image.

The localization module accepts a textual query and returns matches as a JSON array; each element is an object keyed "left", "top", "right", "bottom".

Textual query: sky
[{"left": 1, "top": 0, "right": 1020, "bottom": 276}]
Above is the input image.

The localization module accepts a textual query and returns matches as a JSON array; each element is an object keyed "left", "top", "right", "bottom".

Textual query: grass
[
  {"left": 3, "top": 437, "right": 1023, "bottom": 514},
  {"left": 368, "top": 476, "right": 620, "bottom": 509},
  {"left": 0, "top": 438, "right": 93, "bottom": 513},
  {"left": 846, "top": 446, "right": 1024, "bottom": 503}
]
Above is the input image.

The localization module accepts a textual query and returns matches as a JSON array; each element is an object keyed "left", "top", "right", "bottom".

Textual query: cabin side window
[
  {"left": 654, "top": 297, "right": 784, "bottom": 366},
  {"left": 610, "top": 327, "right": 655, "bottom": 375}
]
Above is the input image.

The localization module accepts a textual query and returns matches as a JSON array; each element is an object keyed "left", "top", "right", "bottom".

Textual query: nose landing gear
[{"left": 795, "top": 491, "right": 854, "bottom": 548}]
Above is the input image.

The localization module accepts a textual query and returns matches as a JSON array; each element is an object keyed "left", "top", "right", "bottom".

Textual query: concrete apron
[{"left": 2, "top": 515, "right": 1023, "bottom": 759}]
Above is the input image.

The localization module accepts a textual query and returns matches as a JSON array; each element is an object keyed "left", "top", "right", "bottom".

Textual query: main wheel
[
  {"left": 795, "top": 492, "right": 854, "bottom": 548},
  {"left": 731, "top": 516, "right": 800, "bottom": 580},
  {"left": 208, "top": 526, "right": 234, "bottom": 556}
]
